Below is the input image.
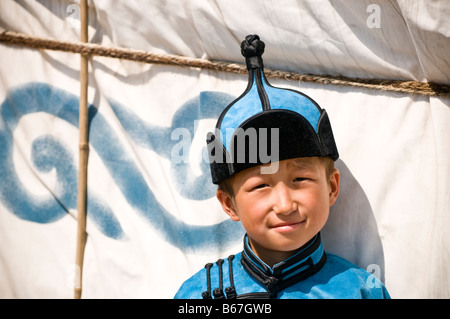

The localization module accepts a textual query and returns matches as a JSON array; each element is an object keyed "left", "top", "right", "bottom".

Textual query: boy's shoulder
[
  {"left": 323, "top": 252, "right": 380, "bottom": 281},
  {"left": 304, "top": 252, "right": 390, "bottom": 299},
  {"left": 173, "top": 267, "right": 206, "bottom": 299}
]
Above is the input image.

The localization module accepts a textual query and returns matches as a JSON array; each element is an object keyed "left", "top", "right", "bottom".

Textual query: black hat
[{"left": 206, "top": 34, "right": 339, "bottom": 184}]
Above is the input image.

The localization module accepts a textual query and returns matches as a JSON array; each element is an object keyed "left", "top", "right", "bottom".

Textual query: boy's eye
[
  {"left": 252, "top": 183, "right": 268, "bottom": 191},
  {"left": 294, "top": 177, "right": 308, "bottom": 182}
]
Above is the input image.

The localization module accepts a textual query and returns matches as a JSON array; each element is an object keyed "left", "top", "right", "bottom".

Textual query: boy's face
[{"left": 217, "top": 157, "right": 340, "bottom": 263}]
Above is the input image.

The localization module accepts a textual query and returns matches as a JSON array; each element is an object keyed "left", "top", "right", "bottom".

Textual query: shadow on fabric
[{"left": 321, "top": 159, "right": 385, "bottom": 283}]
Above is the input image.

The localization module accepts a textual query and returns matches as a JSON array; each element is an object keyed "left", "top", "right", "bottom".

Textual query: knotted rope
[{"left": 1, "top": 30, "right": 449, "bottom": 97}]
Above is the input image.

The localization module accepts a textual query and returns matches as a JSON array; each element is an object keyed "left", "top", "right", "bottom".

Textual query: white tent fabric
[{"left": 0, "top": 0, "right": 449, "bottom": 298}]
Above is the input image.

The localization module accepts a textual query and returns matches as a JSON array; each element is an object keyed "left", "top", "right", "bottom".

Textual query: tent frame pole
[{"left": 74, "top": 0, "right": 89, "bottom": 300}]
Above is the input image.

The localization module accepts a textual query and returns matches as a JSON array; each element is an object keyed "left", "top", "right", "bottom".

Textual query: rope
[{"left": 1, "top": 30, "right": 449, "bottom": 97}]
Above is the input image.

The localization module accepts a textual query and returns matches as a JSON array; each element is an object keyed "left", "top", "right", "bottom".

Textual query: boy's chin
[{"left": 266, "top": 233, "right": 314, "bottom": 252}]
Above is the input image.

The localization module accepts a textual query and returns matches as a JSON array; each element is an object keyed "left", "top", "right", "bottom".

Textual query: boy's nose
[{"left": 272, "top": 183, "right": 297, "bottom": 215}]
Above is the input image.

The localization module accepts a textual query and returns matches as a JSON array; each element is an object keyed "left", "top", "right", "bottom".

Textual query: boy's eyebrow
[{"left": 289, "top": 159, "right": 316, "bottom": 170}]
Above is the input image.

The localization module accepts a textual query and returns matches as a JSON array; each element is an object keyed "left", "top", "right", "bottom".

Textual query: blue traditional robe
[{"left": 174, "top": 233, "right": 390, "bottom": 299}]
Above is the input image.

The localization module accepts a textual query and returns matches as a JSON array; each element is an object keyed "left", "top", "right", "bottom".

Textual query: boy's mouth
[{"left": 270, "top": 220, "right": 305, "bottom": 232}]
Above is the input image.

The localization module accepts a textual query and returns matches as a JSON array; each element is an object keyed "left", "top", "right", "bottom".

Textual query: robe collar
[{"left": 241, "top": 233, "right": 327, "bottom": 298}]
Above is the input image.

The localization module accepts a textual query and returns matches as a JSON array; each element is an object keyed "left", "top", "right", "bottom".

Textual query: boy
[{"left": 174, "top": 35, "right": 390, "bottom": 299}]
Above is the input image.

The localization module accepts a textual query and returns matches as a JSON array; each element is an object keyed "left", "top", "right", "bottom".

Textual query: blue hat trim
[{"left": 218, "top": 70, "right": 322, "bottom": 152}]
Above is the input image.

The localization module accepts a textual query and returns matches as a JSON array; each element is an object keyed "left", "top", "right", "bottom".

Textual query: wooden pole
[{"left": 74, "top": 0, "right": 89, "bottom": 299}]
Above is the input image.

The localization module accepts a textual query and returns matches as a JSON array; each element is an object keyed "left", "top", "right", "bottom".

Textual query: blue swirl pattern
[{"left": 0, "top": 82, "right": 244, "bottom": 251}]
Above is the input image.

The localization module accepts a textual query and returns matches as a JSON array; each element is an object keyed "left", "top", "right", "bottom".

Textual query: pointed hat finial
[{"left": 240, "top": 34, "right": 265, "bottom": 69}]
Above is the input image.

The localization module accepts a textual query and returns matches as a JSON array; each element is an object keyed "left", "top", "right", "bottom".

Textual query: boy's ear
[
  {"left": 329, "top": 168, "right": 340, "bottom": 206},
  {"left": 216, "top": 189, "right": 240, "bottom": 221}
]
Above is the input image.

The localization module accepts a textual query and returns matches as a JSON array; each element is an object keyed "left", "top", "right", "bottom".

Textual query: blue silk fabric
[{"left": 174, "top": 234, "right": 390, "bottom": 299}]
